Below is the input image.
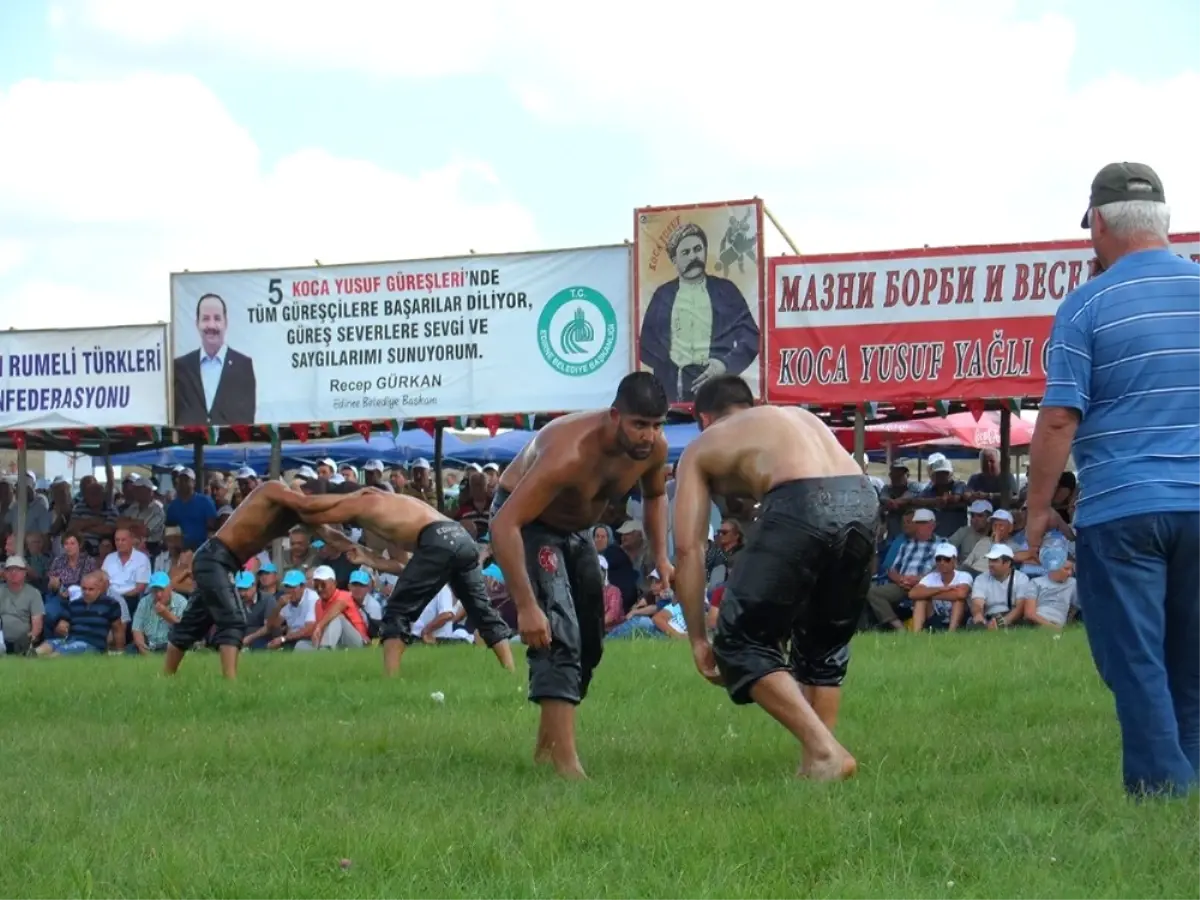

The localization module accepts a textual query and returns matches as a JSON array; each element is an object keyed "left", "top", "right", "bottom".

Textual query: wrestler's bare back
[
  {"left": 689, "top": 406, "right": 861, "bottom": 501},
  {"left": 212, "top": 481, "right": 312, "bottom": 562},
  {"left": 497, "top": 410, "right": 668, "bottom": 532},
  {"left": 296, "top": 488, "right": 447, "bottom": 553}
]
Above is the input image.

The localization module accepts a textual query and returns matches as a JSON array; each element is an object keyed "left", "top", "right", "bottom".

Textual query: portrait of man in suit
[
  {"left": 173, "top": 293, "right": 257, "bottom": 426},
  {"left": 638, "top": 222, "right": 760, "bottom": 404}
]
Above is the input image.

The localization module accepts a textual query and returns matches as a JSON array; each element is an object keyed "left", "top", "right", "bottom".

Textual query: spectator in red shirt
[{"left": 310, "top": 565, "right": 369, "bottom": 649}]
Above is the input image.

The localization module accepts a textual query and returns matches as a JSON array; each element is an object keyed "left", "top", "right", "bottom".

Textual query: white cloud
[
  {"left": 0, "top": 74, "right": 539, "bottom": 329},
  {"left": 56, "top": 0, "right": 1200, "bottom": 252}
]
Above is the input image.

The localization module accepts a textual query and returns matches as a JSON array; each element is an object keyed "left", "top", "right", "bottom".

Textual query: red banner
[{"left": 766, "top": 234, "right": 1200, "bottom": 406}]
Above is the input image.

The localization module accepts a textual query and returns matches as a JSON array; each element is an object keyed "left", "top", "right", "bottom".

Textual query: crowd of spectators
[{"left": 0, "top": 443, "right": 1081, "bottom": 660}]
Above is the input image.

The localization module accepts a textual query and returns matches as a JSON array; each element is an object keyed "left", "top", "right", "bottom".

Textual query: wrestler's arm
[
  {"left": 672, "top": 448, "right": 713, "bottom": 641},
  {"left": 639, "top": 443, "right": 671, "bottom": 572},
  {"left": 292, "top": 489, "right": 383, "bottom": 526},
  {"left": 490, "top": 453, "right": 578, "bottom": 616},
  {"left": 346, "top": 544, "right": 406, "bottom": 575}
]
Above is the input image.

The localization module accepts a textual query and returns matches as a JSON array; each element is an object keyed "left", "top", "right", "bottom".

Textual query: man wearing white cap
[
  {"left": 310, "top": 565, "right": 370, "bottom": 649},
  {"left": 362, "top": 460, "right": 393, "bottom": 492},
  {"left": 968, "top": 543, "right": 1035, "bottom": 629},
  {"left": 403, "top": 458, "right": 437, "bottom": 506},
  {"left": 865, "top": 508, "right": 940, "bottom": 631},
  {"left": 1, "top": 555, "right": 44, "bottom": 654},
  {"left": 316, "top": 458, "right": 337, "bottom": 479},
  {"left": 961, "top": 508, "right": 1015, "bottom": 576},
  {"left": 235, "top": 467, "right": 259, "bottom": 496},
  {"left": 164, "top": 467, "right": 217, "bottom": 552},
  {"left": 482, "top": 462, "right": 501, "bottom": 491},
  {"left": 948, "top": 499, "right": 994, "bottom": 560},
  {"left": 916, "top": 457, "right": 968, "bottom": 535},
  {"left": 908, "top": 543, "right": 972, "bottom": 631}
]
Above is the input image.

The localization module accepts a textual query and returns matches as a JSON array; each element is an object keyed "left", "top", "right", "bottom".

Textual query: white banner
[
  {"left": 169, "top": 246, "right": 632, "bottom": 426},
  {"left": 0, "top": 325, "right": 169, "bottom": 430}
]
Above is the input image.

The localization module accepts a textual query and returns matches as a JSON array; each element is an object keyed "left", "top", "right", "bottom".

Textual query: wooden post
[
  {"left": 14, "top": 445, "right": 27, "bottom": 552},
  {"left": 433, "top": 424, "right": 445, "bottom": 513},
  {"left": 999, "top": 408, "right": 1013, "bottom": 510}
]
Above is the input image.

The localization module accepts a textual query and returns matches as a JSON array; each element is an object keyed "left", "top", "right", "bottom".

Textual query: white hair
[
  {"left": 979, "top": 448, "right": 999, "bottom": 462},
  {"left": 1096, "top": 199, "right": 1170, "bottom": 242}
]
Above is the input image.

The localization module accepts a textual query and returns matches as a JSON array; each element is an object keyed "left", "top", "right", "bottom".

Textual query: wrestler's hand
[
  {"left": 346, "top": 546, "right": 369, "bottom": 565},
  {"left": 691, "top": 639, "right": 723, "bottom": 686},
  {"left": 655, "top": 558, "right": 675, "bottom": 587},
  {"left": 518, "top": 606, "right": 552, "bottom": 649}
]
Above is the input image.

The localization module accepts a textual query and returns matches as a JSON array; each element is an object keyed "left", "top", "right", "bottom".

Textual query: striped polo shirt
[
  {"left": 1043, "top": 247, "right": 1200, "bottom": 528},
  {"left": 64, "top": 596, "right": 122, "bottom": 652}
]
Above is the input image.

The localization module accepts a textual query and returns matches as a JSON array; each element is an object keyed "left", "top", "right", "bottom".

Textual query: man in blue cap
[
  {"left": 130, "top": 572, "right": 188, "bottom": 654},
  {"left": 347, "top": 569, "right": 383, "bottom": 640},
  {"left": 238, "top": 569, "right": 282, "bottom": 649}
]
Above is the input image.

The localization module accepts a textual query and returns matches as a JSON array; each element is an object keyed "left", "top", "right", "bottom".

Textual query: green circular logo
[{"left": 537, "top": 286, "right": 618, "bottom": 377}]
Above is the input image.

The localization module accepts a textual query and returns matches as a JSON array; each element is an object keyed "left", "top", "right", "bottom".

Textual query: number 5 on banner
[{"left": 268, "top": 278, "right": 283, "bottom": 305}]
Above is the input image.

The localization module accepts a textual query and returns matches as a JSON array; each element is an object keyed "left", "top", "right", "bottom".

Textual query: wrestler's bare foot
[
  {"left": 492, "top": 640, "right": 515, "bottom": 672},
  {"left": 798, "top": 748, "right": 857, "bottom": 782}
]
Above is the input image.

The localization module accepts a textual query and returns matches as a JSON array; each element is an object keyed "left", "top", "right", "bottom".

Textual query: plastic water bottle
[{"left": 1039, "top": 533, "right": 1069, "bottom": 574}]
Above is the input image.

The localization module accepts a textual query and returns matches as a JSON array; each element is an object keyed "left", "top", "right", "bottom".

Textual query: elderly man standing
[{"left": 1026, "top": 162, "right": 1199, "bottom": 798}]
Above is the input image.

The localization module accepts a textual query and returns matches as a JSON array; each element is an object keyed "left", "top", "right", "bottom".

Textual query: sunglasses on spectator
[{"left": 935, "top": 555, "right": 955, "bottom": 562}]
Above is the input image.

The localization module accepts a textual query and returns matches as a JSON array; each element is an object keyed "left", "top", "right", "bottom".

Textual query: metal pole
[
  {"left": 14, "top": 445, "right": 28, "bottom": 552},
  {"left": 999, "top": 408, "right": 1013, "bottom": 510},
  {"left": 762, "top": 203, "right": 802, "bottom": 255},
  {"left": 853, "top": 407, "right": 867, "bottom": 472},
  {"left": 433, "top": 424, "right": 445, "bottom": 513},
  {"left": 193, "top": 439, "right": 204, "bottom": 480}
]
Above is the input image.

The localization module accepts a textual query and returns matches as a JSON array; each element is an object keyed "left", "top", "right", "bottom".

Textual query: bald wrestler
[
  {"left": 673, "top": 375, "right": 879, "bottom": 781},
  {"left": 163, "top": 481, "right": 350, "bottom": 679},
  {"left": 293, "top": 488, "right": 515, "bottom": 676},
  {"left": 490, "top": 372, "right": 672, "bottom": 779}
]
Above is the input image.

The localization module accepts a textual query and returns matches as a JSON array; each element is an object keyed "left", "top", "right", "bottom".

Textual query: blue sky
[{"left": 0, "top": 0, "right": 1196, "bottom": 328}]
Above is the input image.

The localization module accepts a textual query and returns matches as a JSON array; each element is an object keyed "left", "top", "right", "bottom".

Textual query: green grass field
[{"left": 2, "top": 629, "right": 1196, "bottom": 899}]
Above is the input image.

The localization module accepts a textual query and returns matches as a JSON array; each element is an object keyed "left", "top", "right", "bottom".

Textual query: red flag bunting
[
  {"left": 966, "top": 398, "right": 987, "bottom": 421},
  {"left": 230, "top": 424, "right": 252, "bottom": 442},
  {"left": 483, "top": 414, "right": 501, "bottom": 437},
  {"left": 290, "top": 423, "right": 311, "bottom": 443},
  {"left": 894, "top": 401, "right": 915, "bottom": 419},
  {"left": 352, "top": 420, "right": 372, "bottom": 441},
  {"left": 416, "top": 418, "right": 437, "bottom": 438},
  {"left": 11, "top": 430, "right": 26, "bottom": 450}
]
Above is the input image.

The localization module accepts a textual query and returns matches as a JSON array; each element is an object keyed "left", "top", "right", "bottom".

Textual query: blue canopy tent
[{"left": 108, "top": 430, "right": 468, "bottom": 472}]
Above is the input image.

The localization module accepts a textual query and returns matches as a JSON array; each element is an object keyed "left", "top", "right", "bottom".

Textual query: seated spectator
[
  {"left": 969, "top": 544, "right": 1037, "bottom": 629},
  {"left": 864, "top": 508, "right": 939, "bottom": 630},
  {"left": 600, "top": 557, "right": 624, "bottom": 632},
  {"left": 591, "top": 524, "right": 613, "bottom": 554},
  {"left": 0, "top": 555, "right": 45, "bottom": 655},
  {"left": 70, "top": 479, "right": 119, "bottom": 556},
  {"left": 102, "top": 528, "right": 152, "bottom": 628},
  {"left": 412, "top": 585, "right": 474, "bottom": 644},
  {"left": 37, "top": 573, "right": 123, "bottom": 656},
  {"left": 119, "top": 475, "right": 165, "bottom": 557},
  {"left": 917, "top": 458, "right": 969, "bottom": 534},
  {"left": 707, "top": 518, "right": 744, "bottom": 587},
  {"left": 454, "top": 471, "right": 493, "bottom": 540},
  {"left": 256, "top": 561, "right": 280, "bottom": 601},
  {"left": 908, "top": 542, "right": 971, "bottom": 632},
  {"left": 268, "top": 570, "right": 318, "bottom": 650},
  {"left": 950, "top": 500, "right": 993, "bottom": 560},
  {"left": 314, "top": 538, "right": 356, "bottom": 588},
  {"left": 347, "top": 570, "right": 383, "bottom": 640},
  {"left": 875, "top": 509, "right": 916, "bottom": 581},
  {"left": 22, "top": 531, "right": 52, "bottom": 592},
  {"left": 239, "top": 570, "right": 282, "bottom": 649},
  {"left": 130, "top": 572, "right": 188, "bottom": 654},
  {"left": 651, "top": 597, "right": 691, "bottom": 640},
  {"left": 311, "top": 565, "right": 369, "bottom": 649},
  {"left": 1025, "top": 555, "right": 1078, "bottom": 630},
  {"left": 607, "top": 569, "right": 671, "bottom": 639},
  {"left": 4, "top": 471, "right": 53, "bottom": 537},
  {"left": 961, "top": 509, "right": 1015, "bottom": 576},
  {"left": 285, "top": 526, "right": 317, "bottom": 571}
]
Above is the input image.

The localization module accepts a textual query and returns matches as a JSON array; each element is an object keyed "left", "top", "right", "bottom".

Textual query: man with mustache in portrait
[
  {"left": 173, "top": 293, "right": 258, "bottom": 426},
  {"left": 638, "top": 222, "right": 760, "bottom": 404}
]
